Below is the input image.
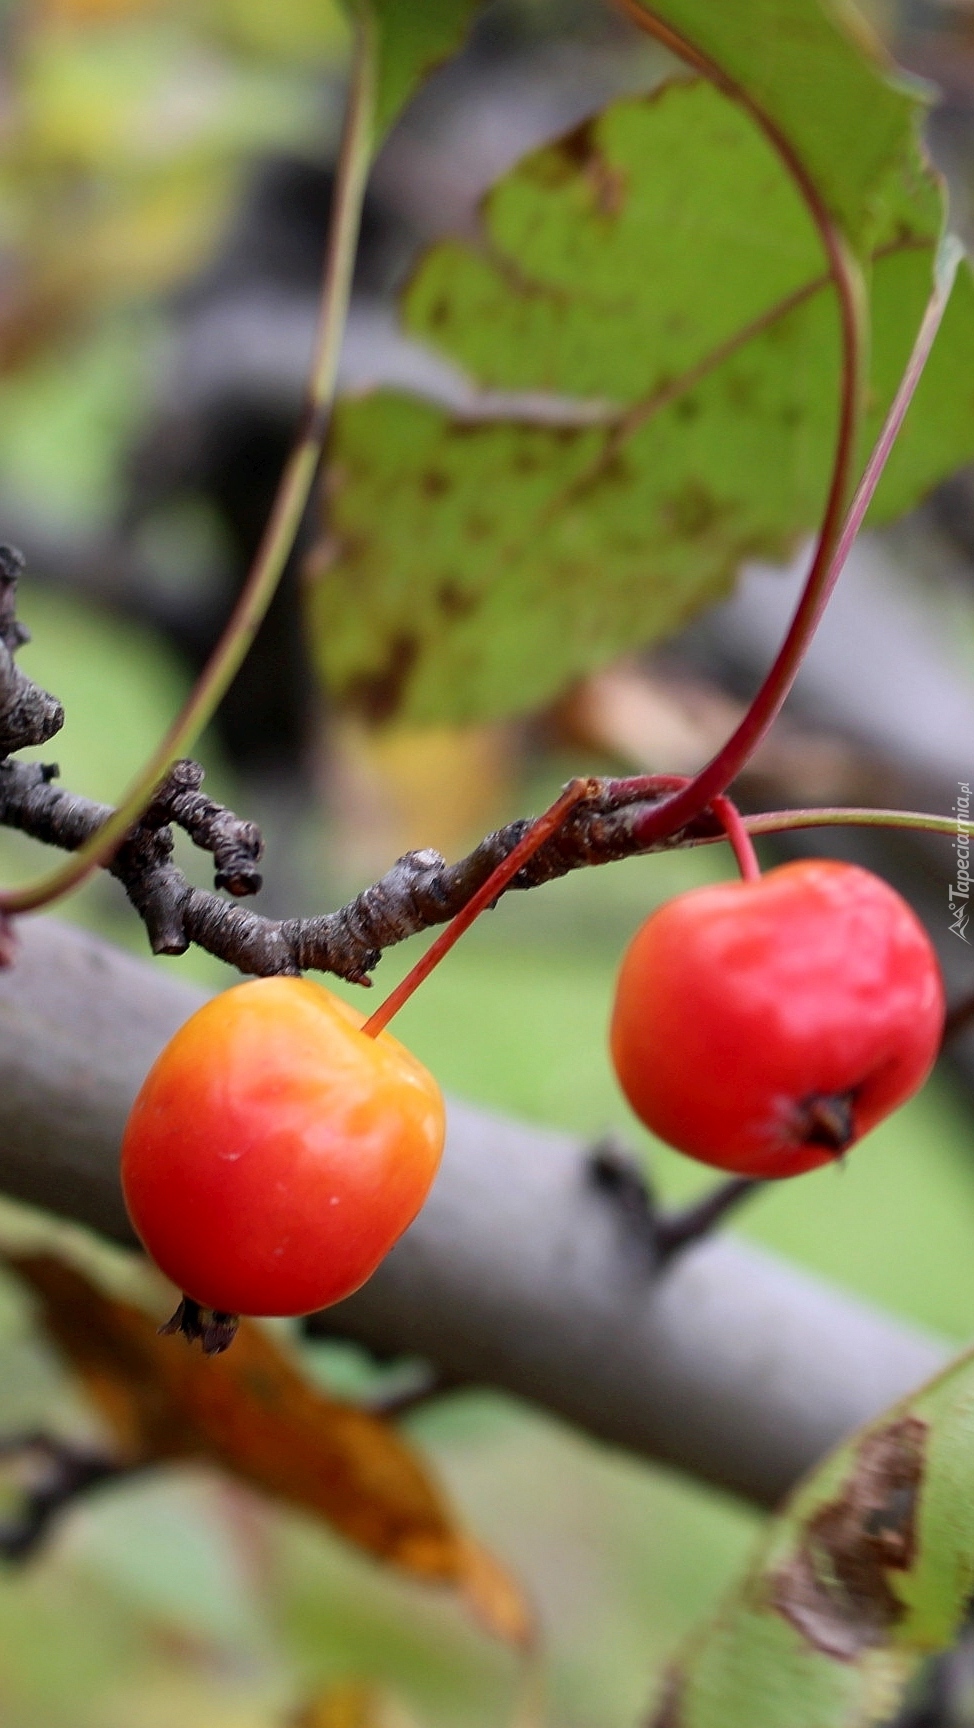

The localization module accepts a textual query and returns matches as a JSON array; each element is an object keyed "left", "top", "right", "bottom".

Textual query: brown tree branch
[
  {"left": 0, "top": 548, "right": 63, "bottom": 757},
  {"left": 0, "top": 546, "right": 731, "bottom": 980}
]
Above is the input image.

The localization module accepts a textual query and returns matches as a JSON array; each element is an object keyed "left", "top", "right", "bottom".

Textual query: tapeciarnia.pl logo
[{"left": 950, "top": 781, "right": 971, "bottom": 944}]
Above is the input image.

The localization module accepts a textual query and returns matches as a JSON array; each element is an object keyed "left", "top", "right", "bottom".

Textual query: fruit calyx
[
  {"left": 159, "top": 1296, "right": 239, "bottom": 1356},
  {"left": 794, "top": 1090, "right": 856, "bottom": 1153}
]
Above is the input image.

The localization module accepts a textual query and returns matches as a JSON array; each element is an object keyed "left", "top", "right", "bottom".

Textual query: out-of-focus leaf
[
  {"left": 555, "top": 663, "right": 862, "bottom": 804},
  {"left": 308, "top": 17, "right": 974, "bottom": 725},
  {"left": 33, "top": 0, "right": 164, "bottom": 18},
  {"left": 0, "top": 5, "right": 338, "bottom": 366},
  {"left": 6, "top": 1252, "right": 532, "bottom": 1645},
  {"left": 368, "top": 0, "right": 484, "bottom": 139},
  {"left": 626, "top": 0, "right": 938, "bottom": 250},
  {"left": 328, "top": 717, "right": 516, "bottom": 877},
  {"left": 645, "top": 1342, "right": 974, "bottom": 1727}
]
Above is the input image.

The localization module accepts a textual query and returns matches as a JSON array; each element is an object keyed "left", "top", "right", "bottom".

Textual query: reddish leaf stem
[
  {"left": 624, "top": 254, "right": 955, "bottom": 845},
  {"left": 362, "top": 779, "right": 598, "bottom": 1037},
  {"left": 611, "top": 1, "right": 867, "bottom": 842}
]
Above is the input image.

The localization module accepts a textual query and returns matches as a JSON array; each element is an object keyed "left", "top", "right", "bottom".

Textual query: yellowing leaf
[
  {"left": 458, "top": 1535, "right": 538, "bottom": 1650},
  {"left": 6, "top": 1251, "right": 530, "bottom": 1643},
  {"left": 327, "top": 715, "right": 515, "bottom": 874}
]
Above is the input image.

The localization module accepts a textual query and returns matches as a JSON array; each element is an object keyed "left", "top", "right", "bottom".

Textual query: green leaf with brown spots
[
  {"left": 645, "top": 1343, "right": 974, "bottom": 1727},
  {"left": 622, "top": 0, "right": 941, "bottom": 252},
  {"left": 309, "top": 8, "right": 974, "bottom": 724}
]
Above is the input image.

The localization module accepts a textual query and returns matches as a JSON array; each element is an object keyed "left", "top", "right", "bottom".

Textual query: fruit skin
[
  {"left": 121, "top": 977, "right": 446, "bottom": 1317},
  {"left": 609, "top": 860, "right": 945, "bottom": 1179}
]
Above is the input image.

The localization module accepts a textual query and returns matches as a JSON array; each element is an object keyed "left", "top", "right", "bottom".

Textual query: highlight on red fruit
[
  {"left": 609, "top": 860, "right": 945, "bottom": 1179},
  {"left": 121, "top": 977, "right": 446, "bottom": 1318}
]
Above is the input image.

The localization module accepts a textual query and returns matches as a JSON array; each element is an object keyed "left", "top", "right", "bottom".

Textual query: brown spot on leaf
[
  {"left": 548, "top": 119, "right": 627, "bottom": 216},
  {"left": 438, "top": 581, "right": 476, "bottom": 620},
  {"left": 595, "top": 451, "right": 634, "bottom": 488},
  {"left": 661, "top": 480, "right": 731, "bottom": 539},
  {"left": 345, "top": 635, "right": 420, "bottom": 725},
  {"left": 588, "top": 156, "right": 627, "bottom": 218},
  {"left": 549, "top": 425, "right": 585, "bottom": 448},
  {"left": 464, "top": 511, "right": 493, "bottom": 542},
  {"left": 555, "top": 118, "right": 599, "bottom": 171},
  {"left": 773, "top": 1416, "right": 926, "bottom": 1661},
  {"left": 421, "top": 468, "right": 451, "bottom": 498}
]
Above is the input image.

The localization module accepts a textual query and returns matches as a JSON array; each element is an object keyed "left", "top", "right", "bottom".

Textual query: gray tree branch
[{"left": 0, "top": 916, "right": 948, "bottom": 1510}]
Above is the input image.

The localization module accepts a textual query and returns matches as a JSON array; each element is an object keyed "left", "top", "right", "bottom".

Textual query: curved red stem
[{"left": 612, "top": 1, "right": 866, "bottom": 842}]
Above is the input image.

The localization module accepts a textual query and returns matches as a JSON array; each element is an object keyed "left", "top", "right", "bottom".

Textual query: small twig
[
  {"left": 588, "top": 1137, "right": 763, "bottom": 1266},
  {"left": 653, "top": 1177, "right": 764, "bottom": 1261},
  {"left": 0, "top": 558, "right": 958, "bottom": 982},
  {"left": 0, "top": 755, "right": 263, "bottom": 956},
  {"left": 0, "top": 1432, "right": 131, "bottom": 1560},
  {"left": 362, "top": 777, "right": 600, "bottom": 1034},
  {"left": 0, "top": 549, "right": 63, "bottom": 759}
]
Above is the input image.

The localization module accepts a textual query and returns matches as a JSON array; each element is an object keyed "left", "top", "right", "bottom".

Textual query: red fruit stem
[
  {"left": 710, "top": 796, "right": 762, "bottom": 882},
  {"left": 361, "top": 779, "right": 598, "bottom": 1037},
  {"left": 616, "top": 774, "right": 763, "bottom": 880},
  {"left": 811, "top": 240, "right": 962, "bottom": 587},
  {"left": 363, "top": 775, "right": 770, "bottom": 1034}
]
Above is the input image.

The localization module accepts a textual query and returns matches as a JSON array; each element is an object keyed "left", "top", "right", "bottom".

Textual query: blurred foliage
[
  {"left": 4, "top": 1250, "right": 534, "bottom": 1636},
  {"left": 291, "top": 1681, "right": 419, "bottom": 1728},
  {"left": 310, "top": 2, "right": 974, "bottom": 724},
  {"left": 0, "top": 0, "right": 346, "bottom": 365}
]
